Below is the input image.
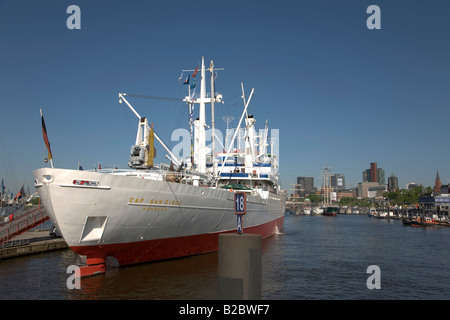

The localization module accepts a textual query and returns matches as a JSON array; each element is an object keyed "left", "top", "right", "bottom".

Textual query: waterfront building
[
  {"left": 440, "top": 185, "right": 450, "bottom": 195},
  {"left": 296, "top": 176, "right": 315, "bottom": 197},
  {"left": 388, "top": 173, "right": 398, "bottom": 192},
  {"left": 362, "top": 162, "right": 385, "bottom": 185},
  {"left": 357, "top": 182, "right": 379, "bottom": 198},
  {"left": 337, "top": 188, "right": 358, "bottom": 201},
  {"left": 419, "top": 194, "right": 450, "bottom": 218},
  {"left": 368, "top": 185, "right": 387, "bottom": 198},
  {"left": 406, "top": 182, "right": 421, "bottom": 189},
  {"left": 330, "top": 173, "right": 345, "bottom": 192}
]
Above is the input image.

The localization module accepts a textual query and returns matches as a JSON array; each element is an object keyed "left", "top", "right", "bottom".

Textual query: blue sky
[{"left": 0, "top": 0, "right": 449, "bottom": 195}]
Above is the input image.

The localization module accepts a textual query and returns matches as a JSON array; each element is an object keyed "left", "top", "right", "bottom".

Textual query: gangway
[{"left": 0, "top": 207, "right": 49, "bottom": 244}]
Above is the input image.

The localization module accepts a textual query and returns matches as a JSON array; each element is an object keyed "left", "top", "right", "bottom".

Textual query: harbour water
[{"left": 0, "top": 214, "right": 449, "bottom": 300}]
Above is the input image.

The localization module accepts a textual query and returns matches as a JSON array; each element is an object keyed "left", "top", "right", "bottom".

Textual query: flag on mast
[
  {"left": 40, "top": 109, "right": 53, "bottom": 162},
  {"left": 190, "top": 78, "right": 196, "bottom": 89},
  {"left": 14, "top": 184, "right": 25, "bottom": 201},
  {"left": 183, "top": 74, "right": 190, "bottom": 85}
]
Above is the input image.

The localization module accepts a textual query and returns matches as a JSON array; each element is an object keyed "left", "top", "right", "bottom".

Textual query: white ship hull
[{"left": 34, "top": 168, "right": 285, "bottom": 275}]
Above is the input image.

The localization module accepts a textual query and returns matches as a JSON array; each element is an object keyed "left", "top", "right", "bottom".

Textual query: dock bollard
[{"left": 218, "top": 233, "right": 262, "bottom": 300}]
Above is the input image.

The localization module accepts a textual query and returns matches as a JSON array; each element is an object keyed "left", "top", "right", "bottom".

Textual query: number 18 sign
[
  {"left": 234, "top": 192, "right": 246, "bottom": 234},
  {"left": 234, "top": 192, "right": 247, "bottom": 215}
]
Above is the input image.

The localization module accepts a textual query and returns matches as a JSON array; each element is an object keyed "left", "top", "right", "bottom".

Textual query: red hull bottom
[{"left": 72, "top": 216, "right": 284, "bottom": 277}]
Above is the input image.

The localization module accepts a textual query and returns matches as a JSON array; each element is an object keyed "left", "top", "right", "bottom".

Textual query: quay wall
[{"left": 0, "top": 231, "right": 68, "bottom": 260}]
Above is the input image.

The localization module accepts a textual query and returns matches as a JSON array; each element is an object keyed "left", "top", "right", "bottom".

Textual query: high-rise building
[
  {"left": 330, "top": 173, "right": 345, "bottom": 191},
  {"left": 377, "top": 168, "right": 385, "bottom": 185},
  {"left": 362, "top": 169, "right": 371, "bottom": 182},
  {"left": 388, "top": 173, "right": 398, "bottom": 192},
  {"left": 296, "top": 177, "right": 315, "bottom": 197},
  {"left": 370, "top": 162, "right": 377, "bottom": 183},
  {"left": 362, "top": 162, "right": 385, "bottom": 185}
]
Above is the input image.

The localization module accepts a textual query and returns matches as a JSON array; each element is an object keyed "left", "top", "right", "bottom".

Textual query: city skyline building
[
  {"left": 358, "top": 182, "right": 379, "bottom": 198},
  {"left": 388, "top": 173, "right": 399, "bottom": 192},
  {"left": 362, "top": 162, "right": 385, "bottom": 185},
  {"left": 370, "top": 162, "right": 377, "bottom": 183},
  {"left": 291, "top": 169, "right": 446, "bottom": 199},
  {"left": 295, "top": 176, "right": 315, "bottom": 197},
  {"left": 330, "top": 173, "right": 345, "bottom": 192}
]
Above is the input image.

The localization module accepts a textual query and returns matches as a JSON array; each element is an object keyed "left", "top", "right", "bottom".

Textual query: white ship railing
[
  {"left": 86, "top": 167, "right": 211, "bottom": 186},
  {"left": 83, "top": 166, "right": 278, "bottom": 193}
]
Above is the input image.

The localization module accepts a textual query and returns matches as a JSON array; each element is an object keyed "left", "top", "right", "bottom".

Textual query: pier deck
[{"left": 0, "top": 229, "right": 68, "bottom": 260}]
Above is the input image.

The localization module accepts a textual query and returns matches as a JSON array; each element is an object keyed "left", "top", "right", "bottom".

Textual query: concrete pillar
[{"left": 218, "top": 233, "right": 261, "bottom": 300}]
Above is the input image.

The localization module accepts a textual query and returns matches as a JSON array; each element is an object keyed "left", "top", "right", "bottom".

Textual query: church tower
[{"left": 434, "top": 170, "right": 442, "bottom": 194}]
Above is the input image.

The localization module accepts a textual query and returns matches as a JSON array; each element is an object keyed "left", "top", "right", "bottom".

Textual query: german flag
[{"left": 40, "top": 109, "right": 53, "bottom": 161}]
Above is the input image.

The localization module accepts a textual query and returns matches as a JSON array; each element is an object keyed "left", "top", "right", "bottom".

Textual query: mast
[
  {"left": 222, "top": 116, "right": 234, "bottom": 153},
  {"left": 210, "top": 60, "right": 216, "bottom": 175},
  {"left": 260, "top": 120, "right": 268, "bottom": 156},
  {"left": 182, "top": 57, "right": 223, "bottom": 174},
  {"left": 220, "top": 87, "right": 254, "bottom": 171},
  {"left": 198, "top": 57, "right": 206, "bottom": 174},
  {"left": 321, "top": 165, "right": 331, "bottom": 206},
  {"left": 244, "top": 115, "right": 256, "bottom": 170}
]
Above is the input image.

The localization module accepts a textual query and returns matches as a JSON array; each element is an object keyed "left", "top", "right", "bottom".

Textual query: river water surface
[{"left": 0, "top": 214, "right": 449, "bottom": 300}]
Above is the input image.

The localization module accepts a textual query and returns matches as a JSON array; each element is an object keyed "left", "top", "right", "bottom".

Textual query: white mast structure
[
  {"left": 220, "top": 85, "right": 254, "bottom": 172},
  {"left": 210, "top": 60, "right": 216, "bottom": 175},
  {"left": 198, "top": 57, "right": 207, "bottom": 174},
  {"left": 182, "top": 56, "right": 223, "bottom": 175}
]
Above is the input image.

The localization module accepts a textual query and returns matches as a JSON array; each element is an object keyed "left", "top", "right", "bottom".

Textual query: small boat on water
[
  {"left": 313, "top": 207, "right": 323, "bottom": 215},
  {"left": 293, "top": 206, "right": 311, "bottom": 215},
  {"left": 367, "top": 208, "right": 377, "bottom": 217},
  {"left": 402, "top": 218, "right": 412, "bottom": 226},
  {"left": 411, "top": 219, "right": 425, "bottom": 227},
  {"left": 403, "top": 216, "right": 450, "bottom": 227},
  {"left": 375, "top": 211, "right": 388, "bottom": 219},
  {"left": 410, "top": 217, "right": 438, "bottom": 227},
  {"left": 323, "top": 206, "right": 338, "bottom": 216},
  {"left": 437, "top": 220, "right": 450, "bottom": 227}
]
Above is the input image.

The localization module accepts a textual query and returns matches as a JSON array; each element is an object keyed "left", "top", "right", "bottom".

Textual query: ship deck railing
[
  {"left": 91, "top": 167, "right": 210, "bottom": 185},
  {"left": 89, "top": 166, "right": 279, "bottom": 190}
]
